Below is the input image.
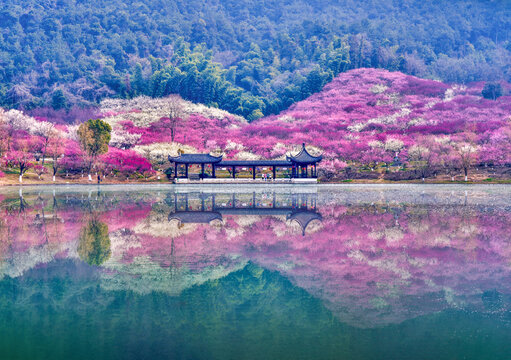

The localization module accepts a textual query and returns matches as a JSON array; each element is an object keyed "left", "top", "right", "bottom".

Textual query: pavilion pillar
[
  {"left": 232, "top": 166, "right": 236, "bottom": 178},
  {"left": 174, "top": 163, "right": 177, "bottom": 178},
  {"left": 305, "top": 165, "right": 308, "bottom": 178},
  {"left": 252, "top": 166, "right": 256, "bottom": 180},
  {"left": 272, "top": 166, "right": 276, "bottom": 180},
  {"left": 212, "top": 165, "right": 216, "bottom": 178},
  {"left": 185, "top": 164, "right": 189, "bottom": 178},
  {"left": 201, "top": 163, "right": 205, "bottom": 179}
]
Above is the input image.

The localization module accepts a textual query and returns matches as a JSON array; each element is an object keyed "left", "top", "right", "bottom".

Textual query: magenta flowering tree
[
  {"left": 33, "top": 164, "right": 48, "bottom": 180},
  {"left": 5, "top": 150, "right": 33, "bottom": 183},
  {"left": 0, "top": 121, "right": 9, "bottom": 157},
  {"left": 27, "top": 136, "right": 44, "bottom": 162},
  {"left": 478, "top": 127, "right": 511, "bottom": 167},
  {"left": 60, "top": 141, "right": 87, "bottom": 176},
  {"left": 100, "top": 148, "right": 154, "bottom": 178},
  {"left": 3, "top": 136, "right": 39, "bottom": 183}
]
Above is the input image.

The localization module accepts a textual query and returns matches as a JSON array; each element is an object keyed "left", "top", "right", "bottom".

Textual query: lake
[{"left": 0, "top": 184, "right": 510, "bottom": 360}]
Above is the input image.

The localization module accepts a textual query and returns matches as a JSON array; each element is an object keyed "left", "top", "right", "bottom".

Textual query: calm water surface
[{"left": 1, "top": 184, "right": 511, "bottom": 360}]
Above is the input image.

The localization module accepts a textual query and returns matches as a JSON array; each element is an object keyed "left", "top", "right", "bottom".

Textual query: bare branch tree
[{"left": 167, "top": 95, "right": 184, "bottom": 142}]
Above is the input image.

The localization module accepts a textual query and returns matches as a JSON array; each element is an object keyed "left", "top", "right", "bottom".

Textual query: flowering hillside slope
[
  {"left": 1, "top": 68, "right": 511, "bottom": 182},
  {"left": 102, "top": 68, "right": 511, "bottom": 180},
  {"left": 248, "top": 68, "right": 511, "bottom": 176}
]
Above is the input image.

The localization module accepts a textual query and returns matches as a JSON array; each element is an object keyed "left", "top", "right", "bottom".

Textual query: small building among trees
[{"left": 168, "top": 143, "right": 322, "bottom": 182}]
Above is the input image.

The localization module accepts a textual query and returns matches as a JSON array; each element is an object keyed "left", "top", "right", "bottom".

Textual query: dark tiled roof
[
  {"left": 168, "top": 211, "right": 223, "bottom": 223},
  {"left": 287, "top": 143, "right": 322, "bottom": 164},
  {"left": 218, "top": 208, "right": 294, "bottom": 216},
  {"left": 218, "top": 160, "right": 292, "bottom": 167},
  {"left": 168, "top": 143, "right": 321, "bottom": 165},
  {"left": 168, "top": 153, "right": 223, "bottom": 164}
]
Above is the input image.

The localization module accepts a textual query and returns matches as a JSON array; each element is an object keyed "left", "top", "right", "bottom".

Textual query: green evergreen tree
[
  {"left": 51, "top": 89, "right": 67, "bottom": 110},
  {"left": 482, "top": 82, "right": 503, "bottom": 100}
]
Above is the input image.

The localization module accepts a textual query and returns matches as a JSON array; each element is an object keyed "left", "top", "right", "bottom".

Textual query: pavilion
[{"left": 168, "top": 143, "right": 322, "bottom": 181}]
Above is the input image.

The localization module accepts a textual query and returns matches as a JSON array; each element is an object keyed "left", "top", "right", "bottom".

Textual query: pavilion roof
[
  {"left": 287, "top": 210, "right": 323, "bottom": 236},
  {"left": 218, "top": 160, "right": 292, "bottom": 167},
  {"left": 168, "top": 211, "right": 223, "bottom": 223},
  {"left": 287, "top": 143, "right": 323, "bottom": 164},
  {"left": 168, "top": 153, "right": 223, "bottom": 164}
]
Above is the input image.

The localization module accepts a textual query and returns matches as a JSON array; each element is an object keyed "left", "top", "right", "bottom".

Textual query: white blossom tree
[{"left": 456, "top": 143, "right": 477, "bottom": 182}]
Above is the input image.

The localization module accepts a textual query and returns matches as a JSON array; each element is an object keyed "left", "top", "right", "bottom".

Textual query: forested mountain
[{"left": 1, "top": 0, "right": 510, "bottom": 119}]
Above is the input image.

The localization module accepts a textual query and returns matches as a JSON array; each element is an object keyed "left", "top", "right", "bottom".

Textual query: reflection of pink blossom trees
[{"left": 3, "top": 189, "right": 511, "bottom": 326}]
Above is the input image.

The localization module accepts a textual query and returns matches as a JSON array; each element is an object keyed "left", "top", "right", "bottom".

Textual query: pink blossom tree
[
  {"left": 453, "top": 133, "right": 478, "bottom": 181},
  {"left": 47, "top": 137, "right": 66, "bottom": 181},
  {"left": 407, "top": 137, "right": 438, "bottom": 181},
  {"left": 5, "top": 138, "right": 34, "bottom": 183},
  {"left": 100, "top": 148, "right": 154, "bottom": 179},
  {"left": 456, "top": 142, "right": 478, "bottom": 181},
  {"left": 60, "top": 141, "right": 87, "bottom": 177}
]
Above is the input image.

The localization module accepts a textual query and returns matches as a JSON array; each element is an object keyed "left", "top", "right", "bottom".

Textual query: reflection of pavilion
[{"left": 167, "top": 192, "right": 322, "bottom": 236}]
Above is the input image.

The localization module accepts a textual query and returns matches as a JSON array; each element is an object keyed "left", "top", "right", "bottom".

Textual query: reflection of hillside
[
  {"left": 101, "top": 255, "right": 248, "bottom": 295},
  {"left": 2, "top": 187, "right": 511, "bottom": 328},
  {"left": 1, "top": 260, "right": 510, "bottom": 360},
  {"left": 134, "top": 210, "right": 199, "bottom": 238}
]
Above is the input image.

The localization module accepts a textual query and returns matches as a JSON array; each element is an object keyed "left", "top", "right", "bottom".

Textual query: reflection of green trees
[
  {"left": 0, "top": 261, "right": 509, "bottom": 359},
  {"left": 78, "top": 219, "right": 111, "bottom": 266}
]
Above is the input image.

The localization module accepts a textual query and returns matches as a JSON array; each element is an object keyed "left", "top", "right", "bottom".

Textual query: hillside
[
  {"left": 1, "top": 68, "right": 511, "bottom": 182},
  {"left": 1, "top": 0, "right": 510, "bottom": 118}
]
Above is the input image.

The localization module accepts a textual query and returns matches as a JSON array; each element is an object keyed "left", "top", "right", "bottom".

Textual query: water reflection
[
  {"left": 167, "top": 191, "right": 321, "bottom": 235},
  {"left": 1, "top": 186, "right": 511, "bottom": 359},
  {"left": 78, "top": 219, "right": 111, "bottom": 265}
]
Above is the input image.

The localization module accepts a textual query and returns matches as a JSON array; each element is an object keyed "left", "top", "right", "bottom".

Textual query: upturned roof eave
[{"left": 287, "top": 143, "right": 323, "bottom": 164}]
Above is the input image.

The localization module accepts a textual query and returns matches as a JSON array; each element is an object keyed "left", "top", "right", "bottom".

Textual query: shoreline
[{"left": 1, "top": 179, "right": 511, "bottom": 187}]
